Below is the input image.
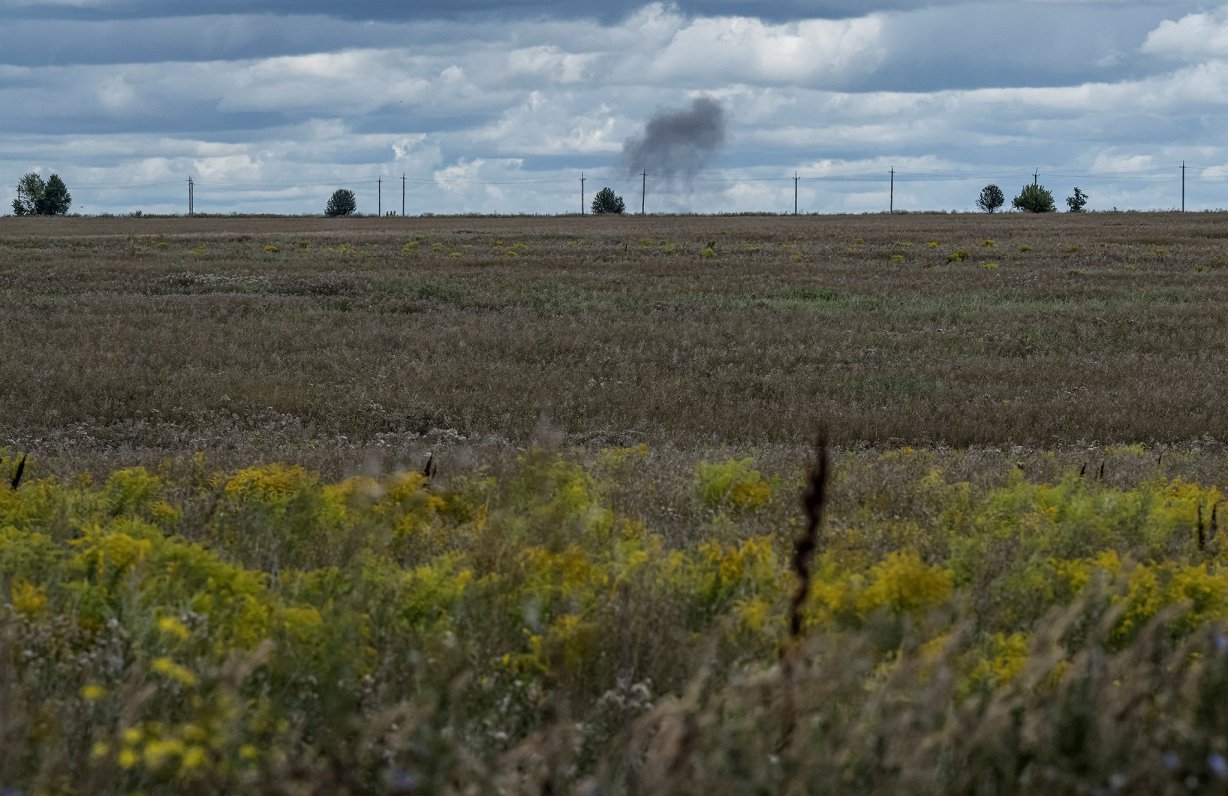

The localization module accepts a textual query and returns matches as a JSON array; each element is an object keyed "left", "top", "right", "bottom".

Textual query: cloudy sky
[{"left": 2, "top": 0, "right": 1225, "bottom": 215}]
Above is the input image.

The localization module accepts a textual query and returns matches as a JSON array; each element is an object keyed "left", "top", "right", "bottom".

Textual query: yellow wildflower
[
  {"left": 181, "top": 745, "right": 207, "bottom": 770},
  {"left": 11, "top": 578, "right": 48, "bottom": 615},
  {"left": 151, "top": 657, "right": 199, "bottom": 687},
  {"left": 143, "top": 737, "right": 185, "bottom": 768},
  {"left": 157, "top": 616, "right": 191, "bottom": 642}
]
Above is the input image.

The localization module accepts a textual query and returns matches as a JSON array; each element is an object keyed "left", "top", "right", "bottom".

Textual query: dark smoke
[{"left": 623, "top": 97, "right": 727, "bottom": 185}]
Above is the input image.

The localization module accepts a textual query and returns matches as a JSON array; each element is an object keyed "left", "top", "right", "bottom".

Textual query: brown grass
[{"left": 1, "top": 212, "right": 1226, "bottom": 476}]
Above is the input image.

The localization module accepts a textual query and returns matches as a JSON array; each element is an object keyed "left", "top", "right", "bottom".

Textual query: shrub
[
  {"left": 1013, "top": 184, "right": 1056, "bottom": 213},
  {"left": 695, "top": 457, "right": 772, "bottom": 511}
]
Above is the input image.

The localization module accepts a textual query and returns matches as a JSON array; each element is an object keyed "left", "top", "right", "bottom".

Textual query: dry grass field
[
  {"left": 4, "top": 212, "right": 1228, "bottom": 794},
  {"left": 1, "top": 211, "right": 1227, "bottom": 477}
]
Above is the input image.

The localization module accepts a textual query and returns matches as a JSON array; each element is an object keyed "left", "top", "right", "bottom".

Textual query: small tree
[
  {"left": 591, "top": 187, "right": 625, "bottom": 215},
  {"left": 38, "top": 174, "right": 72, "bottom": 215},
  {"left": 976, "top": 184, "right": 1005, "bottom": 213},
  {"left": 1066, "top": 187, "right": 1089, "bottom": 213},
  {"left": 325, "top": 189, "right": 357, "bottom": 217},
  {"left": 13, "top": 173, "right": 42, "bottom": 216},
  {"left": 1012, "top": 184, "right": 1056, "bottom": 213}
]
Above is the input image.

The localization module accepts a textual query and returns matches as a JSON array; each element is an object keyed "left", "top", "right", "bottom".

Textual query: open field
[
  {"left": 3, "top": 212, "right": 1228, "bottom": 794},
  {"left": 2, "top": 212, "right": 1228, "bottom": 476}
]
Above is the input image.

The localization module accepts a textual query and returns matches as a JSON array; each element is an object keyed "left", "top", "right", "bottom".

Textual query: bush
[
  {"left": 1012, "top": 183, "right": 1056, "bottom": 213},
  {"left": 976, "top": 184, "right": 1005, "bottom": 213},
  {"left": 325, "top": 189, "right": 357, "bottom": 217},
  {"left": 590, "top": 187, "right": 625, "bottom": 215}
]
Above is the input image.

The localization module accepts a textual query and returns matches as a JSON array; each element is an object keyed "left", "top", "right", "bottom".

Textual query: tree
[
  {"left": 12, "top": 173, "right": 42, "bottom": 216},
  {"left": 12, "top": 172, "right": 71, "bottom": 216},
  {"left": 590, "top": 187, "right": 625, "bottom": 215},
  {"left": 325, "top": 188, "right": 357, "bottom": 217},
  {"left": 1012, "top": 183, "right": 1056, "bottom": 213},
  {"left": 976, "top": 184, "right": 1005, "bottom": 213},
  {"left": 38, "top": 174, "right": 72, "bottom": 215},
  {"left": 1066, "top": 187, "right": 1089, "bottom": 213}
]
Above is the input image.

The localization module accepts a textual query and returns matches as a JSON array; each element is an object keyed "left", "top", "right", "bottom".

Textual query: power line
[{"left": 50, "top": 161, "right": 1225, "bottom": 215}]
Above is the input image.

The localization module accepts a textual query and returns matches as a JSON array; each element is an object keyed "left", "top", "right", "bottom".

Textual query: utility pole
[
  {"left": 378, "top": 177, "right": 382, "bottom": 217},
  {"left": 187, "top": 176, "right": 194, "bottom": 216},
  {"left": 401, "top": 174, "right": 406, "bottom": 217},
  {"left": 1182, "top": 161, "right": 1186, "bottom": 212},
  {"left": 794, "top": 172, "right": 799, "bottom": 215},
  {"left": 581, "top": 172, "right": 586, "bottom": 214},
  {"left": 1033, "top": 169, "right": 1039, "bottom": 187},
  {"left": 641, "top": 171, "right": 647, "bottom": 215},
  {"left": 889, "top": 168, "right": 894, "bottom": 213}
]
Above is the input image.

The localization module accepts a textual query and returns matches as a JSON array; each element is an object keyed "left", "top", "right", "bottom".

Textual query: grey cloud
[
  {"left": 0, "top": 15, "right": 513, "bottom": 67},
  {"left": 855, "top": 3, "right": 1180, "bottom": 92},
  {"left": 1, "top": 0, "right": 989, "bottom": 23},
  {"left": 623, "top": 97, "right": 727, "bottom": 183}
]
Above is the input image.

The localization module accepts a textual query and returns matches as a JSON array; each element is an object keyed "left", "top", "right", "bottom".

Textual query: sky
[{"left": 2, "top": 0, "right": 1226, "bottom": 215}]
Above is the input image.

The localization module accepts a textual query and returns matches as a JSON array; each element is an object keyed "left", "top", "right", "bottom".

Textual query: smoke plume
[{"left": 623, "top": 97, "right": 727, "bottom": 186}]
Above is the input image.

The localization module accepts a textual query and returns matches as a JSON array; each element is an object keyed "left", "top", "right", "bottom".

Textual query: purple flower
[{"left": 1208, "top": 754, "right": 1228, "bottom": 780}]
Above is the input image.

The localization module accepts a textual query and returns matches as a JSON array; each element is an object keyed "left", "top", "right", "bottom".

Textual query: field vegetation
[
  {"left": 2, "top": 212, "right": 1228, "bottom": 793},
  {"left": 1, "top": 212, "right": 1227, "bottom": 474}
]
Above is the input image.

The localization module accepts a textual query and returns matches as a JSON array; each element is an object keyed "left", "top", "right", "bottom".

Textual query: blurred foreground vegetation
[{"left": 4, "top": 444, "right": 1228, "bottom": 794}]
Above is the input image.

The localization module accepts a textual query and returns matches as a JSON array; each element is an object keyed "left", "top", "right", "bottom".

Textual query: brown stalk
[
  {"left": 779, "top": 429, "right": 829, "bottom": 756},
  {"left": 790, "top": 431, "right": 829, "bottom": 640},
  {"left": 9, "top": 453, "right": 25, "bottom": 490}
]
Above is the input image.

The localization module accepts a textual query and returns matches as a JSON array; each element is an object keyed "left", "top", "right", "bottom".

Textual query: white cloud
[
  {"left": 652, "top": 14, "right": 886, "bottom": 86},
  {"left": 219, "top": 50, "right": 436, "bottom": 113},
  {"left": 191, "top": 154, "right": 258, "bottom": 183},
  {"left": 464, "top": 91, "right": 623, "bottom": 155},
  {"left": 431, "top": 158, "right": 530, "bottom": 211},
  {"left": 1142, "top": 8, "right": 1228, "bottom": 61},
  {"left": 96, "top": 72, "right": 138, "bottom": 113},
  {"left": 1089, "top": 152, "right": 1155, "bottom": 173},
  {"left": 505, "top": 46, "right": 599, "bottom": 84}
]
